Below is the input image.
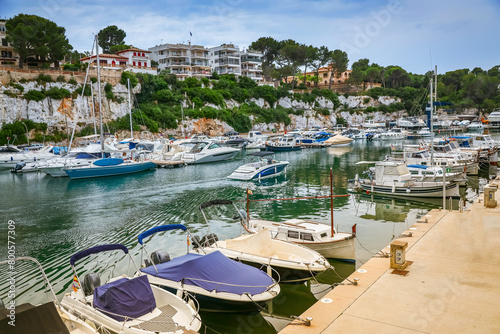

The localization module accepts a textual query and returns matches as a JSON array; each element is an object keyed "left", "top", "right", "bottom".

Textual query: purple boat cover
[
  {"left": 93, "top": 275, "right": 156, "bottom": 322},
  {"left": 140, "top": 251, "right": 274, "bottom": 295}
]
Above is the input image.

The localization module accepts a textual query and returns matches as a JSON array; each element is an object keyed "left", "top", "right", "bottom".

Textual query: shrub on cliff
[
  {"left": 45, "top": 87, "right": 70, "bottom": 100},
  {"left": 24, "top": 90, "right": 46, "bottom": 101}
]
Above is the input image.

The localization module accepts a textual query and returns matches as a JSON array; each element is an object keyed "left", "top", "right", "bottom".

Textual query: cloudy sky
[{"left": 3, "top": 0, "right": 499, "bottom": 74}]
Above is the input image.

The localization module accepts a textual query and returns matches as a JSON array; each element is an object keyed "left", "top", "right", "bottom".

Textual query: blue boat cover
[
  {"left": 70, "top": 244, "right": 129, "bottom": 266},
  {"left": 93, "top": 158, "right": 124, "bottom": 166},
  {"left": 407, "top": 165, "right": 428, "bottom": 169},
  {"left": 141, "top": 251, "right": 274, "bottom": 295},
  {"left": 93, "top": 276, "right": 156, "bottom": 322}
]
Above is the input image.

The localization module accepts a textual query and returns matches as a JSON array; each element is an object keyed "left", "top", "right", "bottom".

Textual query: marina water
[{"left": 0, "top": 135, "right": 498, "bottom": 333}]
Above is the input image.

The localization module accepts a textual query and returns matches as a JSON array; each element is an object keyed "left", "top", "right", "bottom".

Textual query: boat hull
[
  {"left": 263, "top": 145, "right": 301, "bottom": 152},
  {"left": 182, "top": 150, "right": 239, "bottom": 164},
  {"left": 359, "top": 181, "right": 461, "bottom": 198},
  {"left": 64, "top": 161, "right": 156, "bottom": 179},
  {"left": 293, "top": 237, "right": 356, "bottom": 262}
]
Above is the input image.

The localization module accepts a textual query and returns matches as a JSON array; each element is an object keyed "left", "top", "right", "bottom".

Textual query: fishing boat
[
  {"left": 136, "top": 224, "right": 280, "bottom": 312},
  {"left": 227, "top": 151, "right": 289, "bottom": 181},
  {"left": 263, "top": 134, "right": 302, "bottom": 152},
  {"left": 354, "top": 161, "right": 461, "bottom": 198},
  {"left": 242, "top": 169, "right": 356, "bottom": 262},
  {"left": 61, "top": 244, "right": 201, "bottom": 334},
  {"left": 192, "top": 200, "right": 330, "bottom": 283},
  {"left": 0, "top": 257, "right": 97, "bottom": 334},
  {"left": 172, "top": 140, "right": 240, "bottom": 164}
]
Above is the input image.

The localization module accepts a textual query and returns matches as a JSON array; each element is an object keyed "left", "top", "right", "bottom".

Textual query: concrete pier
[{"left": 280, "top": 177, "right": 500, "bottom": 334}]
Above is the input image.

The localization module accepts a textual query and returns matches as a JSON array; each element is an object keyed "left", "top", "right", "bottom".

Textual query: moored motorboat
[
  {"left": 0, "top": 256, "right": 98, "bottom": 334},
  {"left": 354, "top": 161, "right": 461, "bottom": 198},
  {"left": 136, "top": 224, "right": 280, "bottom": 312},
  {"left": 193, "top": 200, "right": 331, "bottom": 282},
  {"left": 61, "top": 244, "right": 201, "bottom": 334},
  {"left": 227, "top": 151, "right": 289, "bottom": 181},
  {"left": 172, "top": 140, "right": 240, "bottom": 164}
]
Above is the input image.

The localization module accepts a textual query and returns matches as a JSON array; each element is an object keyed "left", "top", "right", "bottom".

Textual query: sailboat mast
[
  {"left": 330, "top": 168, "right": 334, "bottom": 237},
  {"left": 430, "top": 76, "right": 434, "bottom": 166},
  {"left": 96, "top": 35, "right": 104, "bottom": 152},
  {"left": 128, "top": 78, "right": 133, "bottom": 140}
]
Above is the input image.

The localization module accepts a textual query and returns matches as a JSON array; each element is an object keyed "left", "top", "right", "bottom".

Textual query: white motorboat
[
  {"left": 263, "top": 134, "right": 302, "bottom": 151},
  {"left": 61, "top": 244, "right": 201, "bottom": 334},
  {"left": 379, "top": 128, "right": 407, "bottom": 140},
  {"left": 227, "top": 151, "right": 289, "bottom": 181},
  {"left": 245, "top": 131, "right": 267, "bottom": 150},
  {"left": 342, "top": 128, "right": 366, "bottom": 139},
  {"left": 417, "top": 127, "right": 431, "bottom": 137},
  {"left": 172, "top": 140, "right": 240, "bottom": 164},
  {"left": 136, "top": 224, "right": 280, "bottom": 312},
  {"left": 0, "top": 145, "right": 55, "bottom": 169},
  {"left": 193, "top": 200, "right": 331, "bottom": 283},
  {"left": 354, "top": 161, "right": 461, "bottom": 198},
  {"left": 488, "top": 109, "right": 500, "bottom": 124},
  {"left": 467, "top": 121, "right": 484, "bottom": 130},
  {"left": 0, "top": 257, "right": 98, "bottom": 334},
  {"left": 361, "top": 120, "right": 385, "bottom": 128},
  {"left": 245, "top": 218, "right": 356, "bottom": 262}
]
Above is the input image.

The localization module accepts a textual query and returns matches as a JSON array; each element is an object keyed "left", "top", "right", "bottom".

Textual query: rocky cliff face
[
  {"left": 0, "top": 81, "right": 141, "bottom": 131},
  {"left": 1, "top": 79, "right": 405, "bottom": 135}
]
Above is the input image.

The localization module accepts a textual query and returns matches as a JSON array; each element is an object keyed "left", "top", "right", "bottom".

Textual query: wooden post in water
[{"left": 330, "top": 168, "right": 334, "bottom": 237}]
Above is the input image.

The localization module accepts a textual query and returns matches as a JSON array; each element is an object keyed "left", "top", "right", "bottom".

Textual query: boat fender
[
  {"left": 406, "top": 187, "right": 411, "bottom": 193},
  {"left": 150, "top": 250, "right": 171, "bottom": 265},
  {"left": 83, "top": 273, "right": 101, "bottom": 296}
]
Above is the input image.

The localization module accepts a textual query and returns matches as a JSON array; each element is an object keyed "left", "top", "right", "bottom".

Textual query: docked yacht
[
  {"left": 0, "top": 145, "right": 55, "bottom": 169},
  {"left": 488, "top": 109, "right": 500, "bottom": 125},
  {"left": 379, "top": 128, "right": 407, "bottom": 140},
  {"left": 172, "top": 140, "right": 240, "bottom": 164}
]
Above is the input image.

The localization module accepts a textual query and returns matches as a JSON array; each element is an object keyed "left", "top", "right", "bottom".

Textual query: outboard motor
[
  {"left": 145, "top": 250, "right": 171, "bottom": 267},
  {"left": 11, "top": 162, "right": 26, "bottom": 173},
  {"left": 200, "top": 233, "right": 218, "bottom": 246},
  {"left": 191, "top": 235, "right": 202, "bottom": 249},
  {"left": 83, "top": 273, "right": 101, "bottom": 296}
]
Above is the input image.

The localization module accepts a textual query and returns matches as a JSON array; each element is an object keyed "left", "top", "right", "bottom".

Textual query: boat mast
[
  {"left": 430, "top": 73, "right": 434, "bottom": 167},
  {"left": 96, "top": 35, "right": 104, "bottom": 152},
  {"left": 330, "top": 168, "right": 334, "bottom": 237},
  {"left": 128, "top": 78, "right": 133, "bottom": 140}
]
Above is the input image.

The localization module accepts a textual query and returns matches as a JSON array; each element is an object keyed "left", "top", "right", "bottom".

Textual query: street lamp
[{"left": 21, "top": 121, "right": 29, "bottom": 146}]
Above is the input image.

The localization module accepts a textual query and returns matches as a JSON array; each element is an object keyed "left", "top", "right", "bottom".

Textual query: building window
[
  {"left": 323, "top": 73, "right": 327, "bottom": 78},
  {"left": 142, "top": 53, "right": 145, "bottom": 57},
  {"left": 133, "top": 61, "right": 136, "bottom": 66},
  {"left": 1, "top": 38, "right": 7, "bottom": 47},
  {"left": 133, "top": 52, "right": 136, "bottom": 56}
]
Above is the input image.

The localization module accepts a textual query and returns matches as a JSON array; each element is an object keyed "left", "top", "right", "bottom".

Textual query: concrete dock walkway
[{"left": 281, "top": 177, "right": 500, "bottom": 334}]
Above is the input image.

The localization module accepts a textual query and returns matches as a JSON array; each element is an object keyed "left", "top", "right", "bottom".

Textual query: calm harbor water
[{"left": 0, "top": 135, "right": 498, "bottom": 333}]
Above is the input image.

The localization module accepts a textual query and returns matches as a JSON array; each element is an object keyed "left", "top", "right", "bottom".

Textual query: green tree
[
  {"left": 6, "top": 14, "right": 72, "bottom": 68},
  {"left": 249, "top": 37, "right": 281, "bottom": 79},
  {"left": 109, "top": 44, "right": 130, "bottom": 54},
  {"left": 98, "top": 25, "right": 126, "bottom": 53},
  {"left": 310, "top": 46, "right": 330, "bottom": 87},
  {"left": 385, "top": 66, "right": 410, "bottom": 88},
  {"left": 328, "top": 49, "right": 348, "bottom": 90}
]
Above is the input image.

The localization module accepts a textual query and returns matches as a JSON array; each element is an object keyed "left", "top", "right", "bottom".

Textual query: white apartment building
[
  {"left": 240, "top": 49, "right": 264, "bottom": 82},
  {"left": 80, "top": 46, "right": 156, "bottom": 74},
  {"left": 149, "top": 43, "right": 211, "bottom": 79},
  {"left": 209, "top": 44, "right": 242, "bottom": 76}
]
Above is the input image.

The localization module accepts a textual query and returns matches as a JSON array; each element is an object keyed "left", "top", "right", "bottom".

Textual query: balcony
[
  {"left": 241, "top": 58, "right": 262, "bottom": 63},
  {"left": 168, "top": 61, "right": 190, "bottom": 66}
]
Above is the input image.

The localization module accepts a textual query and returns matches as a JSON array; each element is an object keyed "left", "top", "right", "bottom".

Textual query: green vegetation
[
  {"left": 6, "top": 14, "right": 72, "bottom": 68},
  {"left": 0, "top": 120, "right": 49, "bottom": 145},
  {"left": 45, "top": 87, "right": 71, "bottom": 99},
  {"left": 24, "top": 90, "right": 46, "bottom": 101},
  {"left": 98, "top": 25, "right": 126, "bottom": 53}
]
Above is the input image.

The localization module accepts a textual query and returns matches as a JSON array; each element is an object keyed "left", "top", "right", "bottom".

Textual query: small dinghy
[
  {"left": 136, "top": 224, "right": 280, "bottom": 312},
  {"left": 61, "top": 244, "right": 201, "bottom": 334}
]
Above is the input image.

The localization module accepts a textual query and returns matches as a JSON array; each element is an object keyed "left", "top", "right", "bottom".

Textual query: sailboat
[{"left": 64, "top": 35, "right": 156, "bottom": 179}]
